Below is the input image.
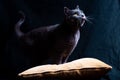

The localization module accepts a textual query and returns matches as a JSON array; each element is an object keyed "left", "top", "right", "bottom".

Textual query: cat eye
[
  {"left": 73, "top": 14, "right": 78, "bottom": 17},
  {"left": 74, "top": 12, "right": 79, "bottom": 15},
  {"left": 73, "top": 12, "right": 79, "bottom": 17}
]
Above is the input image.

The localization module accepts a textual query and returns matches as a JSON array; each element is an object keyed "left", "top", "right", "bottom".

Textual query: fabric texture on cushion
[{"left": 18, "top": 58, "right": 112, "bottom": 79}]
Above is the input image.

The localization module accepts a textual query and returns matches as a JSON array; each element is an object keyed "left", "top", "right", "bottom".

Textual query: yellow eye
[
  {"left": 74, "top": 12, "right": 78, "bottom": 15},
  {"left": 73, "top": 14, "right": 78, "bottom": 17},
  {"left": 73, "top": 12, "right": 79, "bottom": 17}
]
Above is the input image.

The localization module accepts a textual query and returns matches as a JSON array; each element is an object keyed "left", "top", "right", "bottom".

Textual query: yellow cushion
[{"left": 18, "top": 58, "right": 112, "bottom": 79}]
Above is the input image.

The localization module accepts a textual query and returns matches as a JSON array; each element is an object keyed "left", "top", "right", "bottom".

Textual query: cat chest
[{"left": 58, "top": 30, "right": 80, "bottom": 47}]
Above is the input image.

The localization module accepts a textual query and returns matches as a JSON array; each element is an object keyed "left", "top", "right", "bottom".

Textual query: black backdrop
[{"left": 0, "top": 0, "right": 120, "bottom": 80}]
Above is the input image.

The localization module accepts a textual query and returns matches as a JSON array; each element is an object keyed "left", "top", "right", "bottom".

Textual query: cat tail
[{"left": 15, "top": 11, "right": 25, "bottom": 37}]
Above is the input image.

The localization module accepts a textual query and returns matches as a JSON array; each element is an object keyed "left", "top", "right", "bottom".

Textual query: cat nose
[
  {"left": 81, "top": 15, "right": 86, "bottom": 20},
  {"left": 81, "top": 15, "right": 84, "bottom": 17}
]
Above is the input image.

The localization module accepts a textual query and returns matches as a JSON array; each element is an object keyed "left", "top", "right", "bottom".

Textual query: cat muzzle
[{"left": 80, "top": 19, "right": 85, "bottom": 27}]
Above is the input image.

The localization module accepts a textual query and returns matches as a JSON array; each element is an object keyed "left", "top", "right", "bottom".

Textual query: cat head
[{"left": 64, "top": 5, "right": 86, "bottom": 27}]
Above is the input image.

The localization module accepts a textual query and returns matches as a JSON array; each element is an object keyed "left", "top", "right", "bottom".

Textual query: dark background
[{"left": 0, "top": 0, "right": 120, "bottom": 80}]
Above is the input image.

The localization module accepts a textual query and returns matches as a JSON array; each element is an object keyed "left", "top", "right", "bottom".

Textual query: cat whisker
[
  {"left": 85, "top": 16, "right": 93, "bottom": 24},
  {"left": 86, "top": 16, "right": 94, "bottom": 20}
]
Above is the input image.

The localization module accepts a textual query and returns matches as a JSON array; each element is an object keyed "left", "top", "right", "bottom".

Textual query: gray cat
[{"left": 15, "top": 5, "right": 87, "bottom": 65}]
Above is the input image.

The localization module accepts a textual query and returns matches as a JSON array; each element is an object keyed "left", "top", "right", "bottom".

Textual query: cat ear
[
  {"left": 64, "top": 7, "right": 70, "bottom": 15},
  {"left": 76, "top": 5, "right": 80, "bottom": 9}
]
